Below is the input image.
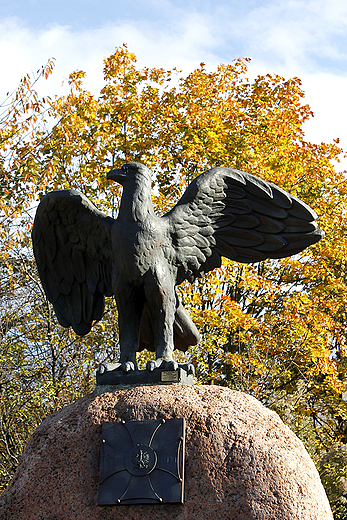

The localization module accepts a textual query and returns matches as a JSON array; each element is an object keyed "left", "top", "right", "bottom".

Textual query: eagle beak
[{"left": 107, "top": 168, "right": 127, "bottom": 183}]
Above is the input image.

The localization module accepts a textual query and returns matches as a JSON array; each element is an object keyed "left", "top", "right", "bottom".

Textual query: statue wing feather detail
[
  {"left": 163, "top": 167, "right": 324, "bottom": 284},
  {"left": 32, "top": 189, "right": 115, "bottom": 335}
]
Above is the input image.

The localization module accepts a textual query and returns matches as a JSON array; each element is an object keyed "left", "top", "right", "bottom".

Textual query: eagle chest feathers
[{"left": 112, "top": 218, "right": 169, "bottom": 281}]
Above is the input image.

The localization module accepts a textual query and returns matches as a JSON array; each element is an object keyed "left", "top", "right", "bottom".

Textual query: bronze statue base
[{"left": 96, "top": 364, "right": 194, "bottom": 386}]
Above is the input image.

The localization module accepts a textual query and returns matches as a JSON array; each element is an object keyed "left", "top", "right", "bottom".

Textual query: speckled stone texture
[{"left": 0, "top": 385, "right": 333, "bottom": 520}]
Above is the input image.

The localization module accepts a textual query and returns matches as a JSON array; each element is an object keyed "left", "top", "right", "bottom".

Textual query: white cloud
[
  {"left": 229, "top": 0, "right": 347, "bottom": 70},
  {"left": 0, "top": 15, "right": 221, "bottom": 99},
  {"left": 301, "top": 73, "right": 347, "bottom": 156}
]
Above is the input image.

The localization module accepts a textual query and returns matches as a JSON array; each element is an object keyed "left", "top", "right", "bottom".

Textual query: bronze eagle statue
[{"left": 32, "top": 162, "right": 324, "bottom": 372}]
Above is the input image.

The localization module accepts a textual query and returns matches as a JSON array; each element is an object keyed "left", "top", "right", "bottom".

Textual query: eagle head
[{"left": 107, "top": 162, "right": 152, "bottom": 185}]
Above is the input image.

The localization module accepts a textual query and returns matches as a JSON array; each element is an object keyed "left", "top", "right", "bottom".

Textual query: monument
[{"left": 0, "top": 163, "right": 333, "bottom": 519}]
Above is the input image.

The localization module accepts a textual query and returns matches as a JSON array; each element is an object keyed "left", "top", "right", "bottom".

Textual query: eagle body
[
  {"left": 111, "top": 167, "right": 172, "bottom": 278},
  {"left": 109, "top": 170, "right": 178, "bottom": 369},
  {"left": 32, "top": 162, "right": 324, "bottom": 372}
]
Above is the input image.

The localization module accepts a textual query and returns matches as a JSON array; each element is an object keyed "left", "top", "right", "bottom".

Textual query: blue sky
[{"left": 1, "top": 0, "right": 346, "bottom": 168}]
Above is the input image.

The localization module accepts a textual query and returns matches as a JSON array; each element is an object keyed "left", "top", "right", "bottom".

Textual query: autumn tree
[
  {"left": 1, "top": 46, "right": 347, "bottom": 516},
  {"left": 0, "top": 61, "right": 117, "bottom": 488}
]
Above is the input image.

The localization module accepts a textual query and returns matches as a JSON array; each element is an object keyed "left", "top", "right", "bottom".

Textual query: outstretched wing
[
  {"left": 163, "top": 167, "right": 324, "bottom": 284},
  {"left": 32, "top": 190, "right": 115, "bottom": 335}
]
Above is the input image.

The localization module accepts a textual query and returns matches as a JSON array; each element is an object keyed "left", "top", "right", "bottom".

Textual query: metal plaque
[
  {"left": 98, "top": 418, "right": 185, "bottom": 505},
  {"left": 161, "top": 371, "right": 179, "bottom": 382}
]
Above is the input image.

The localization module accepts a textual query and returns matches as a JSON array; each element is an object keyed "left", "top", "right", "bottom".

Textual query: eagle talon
[
  {"left": 146, "top": 358, "right": 178, "bottom": 372},
  {"left": 123, "top": 361, "right": 135, "bottom": 373},
  {"left": 97, "top": 361, "right": 137, "bottom": 374},
  {"left": 118, "top": 359, "right": 137, "bottom": 373}
]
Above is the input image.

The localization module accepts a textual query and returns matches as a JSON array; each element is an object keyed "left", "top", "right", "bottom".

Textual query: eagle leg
[
  {"left": 143, "top": 267, "right": 178, "bottom": 372},
  {"left": 114, "top": 282, "right": 145, "bottom": 372}
]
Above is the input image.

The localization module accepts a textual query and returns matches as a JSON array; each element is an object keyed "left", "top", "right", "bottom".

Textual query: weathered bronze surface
[
  {"left": 98, "top": 418, "right": 185, "bottom": 505},
  {"left": 32, "top": 162, "right": 324, "bottom": 377}
]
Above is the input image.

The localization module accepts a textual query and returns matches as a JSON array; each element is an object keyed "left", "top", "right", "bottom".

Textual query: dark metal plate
[{"left": 98, "top": 418, "right": 185, "bottom": 505}]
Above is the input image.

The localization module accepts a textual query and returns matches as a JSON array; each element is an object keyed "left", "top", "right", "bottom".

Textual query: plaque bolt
[{"left": 102, "top": 439, "right": 106, "bottom": 443}]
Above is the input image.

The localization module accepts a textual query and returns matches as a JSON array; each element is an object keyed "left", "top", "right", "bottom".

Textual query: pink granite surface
[{"left": 0, "top": 385, "right": 333, "bottom": 519}]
